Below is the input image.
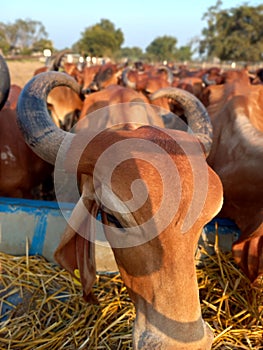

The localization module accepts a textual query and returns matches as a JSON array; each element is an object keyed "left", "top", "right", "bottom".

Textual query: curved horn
[
  {"left": 0, "top": 54, "right": 11, "bottom": 110},
  {"left": 149, "top": 87, "right": 213, "bottom": 157},
  {"left": 202, "top": 73, "right": 216, "bottom": 86},
  {"left": 16, "top": 71, "right": 81, "bottom": 164},
  {"left": 49, "top": 50, "right": 70, "bottom": 71},
  {"left": 157, "top": 65, "right": 174, "bottom": 84},
  {"left": 121, "top": 68, "right": 136, "bottom": 89}
]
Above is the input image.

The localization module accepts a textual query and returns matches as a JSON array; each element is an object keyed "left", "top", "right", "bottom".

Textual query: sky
[{"left": 1, "top": 0, "right": 262, "bottom": 51}]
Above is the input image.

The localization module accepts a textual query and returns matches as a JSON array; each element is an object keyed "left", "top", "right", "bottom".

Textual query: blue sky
[{"left": 1, "top": 0, "right": 261, "bottom": 51}]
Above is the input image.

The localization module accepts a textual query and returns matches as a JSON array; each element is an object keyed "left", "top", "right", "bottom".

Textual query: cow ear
[{"left": 54, "top": 207, "right": 98, "bottom": 304}]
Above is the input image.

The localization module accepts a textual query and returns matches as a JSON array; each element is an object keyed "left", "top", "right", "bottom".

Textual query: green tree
[
  {"left": 0, "top": 18, "right": 48, "bottom": 55},
  {"left": 146, "top": 35, "right": 178, "bottom": 62},
  {"left": 74, "top": 19, "right": 124, "bottom": 58},
  {"left": 175, "top": 46, "right": 192, "bottom": 62},
  {"left": 116, "top": 46, "right": 144, "bottom": 61},
  {"left": 32, "top": 38, "right": 54, "bottom": 53},
  {"left": 199, "top": 1, "right": 263, "bottom": 61}
]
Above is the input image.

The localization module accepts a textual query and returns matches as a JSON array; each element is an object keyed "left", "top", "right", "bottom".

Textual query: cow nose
[
  {"left": 137, "top": 331, "right": 162, "bottom": 350},
  {"left": 88, "top": 81, "right": 99, "bottom": 92}
]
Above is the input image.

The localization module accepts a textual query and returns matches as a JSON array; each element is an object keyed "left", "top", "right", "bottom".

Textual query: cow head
[
  {"left": 88, "top": 63, "right": 123, "bottom": 92},
  {"left": 17, "top": 71, "right": 223, "bottom": 349}
]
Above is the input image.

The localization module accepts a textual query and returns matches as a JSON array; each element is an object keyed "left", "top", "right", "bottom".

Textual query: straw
[{"left": 0, "top": 243, "right": 262, "bottom": 349}]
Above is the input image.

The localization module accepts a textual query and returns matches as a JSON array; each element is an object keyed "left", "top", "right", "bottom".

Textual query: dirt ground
[{"left": 6, "top": 59, "right": 44, "bottom": 87}]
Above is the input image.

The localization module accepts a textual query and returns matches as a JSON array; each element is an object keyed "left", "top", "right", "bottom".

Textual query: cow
[
  {"left": 203, "top": 68, "right": 263, "bottom": 289},
  {"left": 121, "top": 65, "right": 174, "bottom": 92},
  {"left": 81, "top": 64, "right": 104, "bottom": 93},
  {"left": 33, "top": 53, "right": 84, "bottom": 130},
  {"left": 86, "top": 62, "right": 124, "bottom": 92},
  {"left": 45, "top": 83, "right": 84, "bottom": 130},
  {"left": 77, "top": 84, "right": 165, "bottom": 129},
  {"left": 0, "top": 55, "right": 53, "bottom": 199},
  {"left": 16, "top": 71, "right": 223, "bottom": 349}
]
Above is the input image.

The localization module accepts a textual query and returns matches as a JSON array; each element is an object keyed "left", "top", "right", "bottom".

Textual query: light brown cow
[
  {"left": 46, "top": 83, "right": 83, "bottom": 130},
  {"left": 17, "top": 71, "right": 223, "bottom": 349},
  {"left": 33, "top": 53, "right": 84, "bottom": 130},
  {"left": 204, "top": 68, "right": 263, "bottom": 289}
]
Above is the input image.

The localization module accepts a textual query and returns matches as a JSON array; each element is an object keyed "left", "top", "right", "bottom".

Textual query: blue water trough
[{"left": 0, "top": 196, "right": 240, "bottom": 268}]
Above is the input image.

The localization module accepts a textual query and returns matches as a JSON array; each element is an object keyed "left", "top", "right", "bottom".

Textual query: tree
[
  {"left": 74, "top": 19, "right": 124, "bottom": 58},
  {"left": 199, "top": 1, "right": 263, "bottom": 62},
  {"left": 116, "top": 46, "right": 144, "bottom": 62},
  {"left": 0, "top": 18, "right": 49, "bottom": 55},
  {"left": 175, "top": 46, "right": 192, "bottom": 62},
  {"left": 32, "top": 38, "right": 54, "bottom": 53},
  {"left": 146, "top": 35, "right": 178, "bottom": 62}
]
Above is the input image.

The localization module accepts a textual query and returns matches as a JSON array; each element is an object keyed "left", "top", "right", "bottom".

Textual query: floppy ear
[{"left": 54, "top": 198, "right": 99, "bottom": 304}]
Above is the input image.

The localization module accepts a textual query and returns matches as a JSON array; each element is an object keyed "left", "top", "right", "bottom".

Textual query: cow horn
[
  {"left": 202, "top": 73, "right": 216, "bottom": 86},
  {"left": 149, "top": 87, "right": 213, "bottom": 156},
  {"left": 0, "top": 54, "right": 11, "bottom": 110},
  {"left": 157, "top": 65, "right": 174, "bottom": 84},
  {"left": 49, "top": 49, "right": 70, "bottom": 71},
  {"left": 16, "top": 71, "right": 81, "bottom": 164},
  {"left": 121, "top": 68, "right": 136, "bottom": 89}
]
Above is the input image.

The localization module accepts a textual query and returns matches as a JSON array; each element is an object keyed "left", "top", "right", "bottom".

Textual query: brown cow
[
  {"left": 86, "top": 62, "right": 124, "bottom": 92},
  {"left": 78, "top": 84, "right": 164, "bottom": 129},
  {"left": 0, "top": 55, "right": 53, "bottom": 198},
  {"left": 46, "top": 83, "right": 83, "bottom": 130},
  {"left": 204, "top": 68, "right": 263, "bottom": 289},
  {"left": 121, "top": 65, "right": 174, "bottom": 91},
  {"left": 33, "top": 52, "right": 84, "bottom": 130},
  {"left": 17, "top": 71, "right": 223, "bottom": 349}
]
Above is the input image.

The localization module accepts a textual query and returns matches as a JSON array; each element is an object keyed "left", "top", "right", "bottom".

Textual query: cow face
[{"left": 54, "top": 125, "right": 223, "bottom": 350}]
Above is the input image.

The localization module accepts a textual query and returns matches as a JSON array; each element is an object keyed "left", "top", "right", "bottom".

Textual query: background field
[{"left": 6, "top": 59, "right": 43, "bottom": 87}]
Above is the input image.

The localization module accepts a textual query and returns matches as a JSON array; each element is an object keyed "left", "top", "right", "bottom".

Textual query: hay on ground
[{"left": 0, "top": 246, "right": 262, "bottom": 349}]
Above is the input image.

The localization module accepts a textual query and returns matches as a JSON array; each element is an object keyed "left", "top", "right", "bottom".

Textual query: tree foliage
[
  {"left": 175, "top": 46, "right": 192, "bottom": 62},
  {"left": 199, "top": 0, "right": 263, "bottom": 61},
  {"left": 0, "top": 18, "right": 50, "bottom": 55},
  {"left": 74, "top": 19, "right": 124, "bottom": 57},
  {"left": 146, "top": 35, "right": 178, "bottom": 62},
  {"left": 116, "top": 46, "right": 144, "bottom": 62},
  {"left": 32, "top": 38, "right": 54, "bottom": 53}
]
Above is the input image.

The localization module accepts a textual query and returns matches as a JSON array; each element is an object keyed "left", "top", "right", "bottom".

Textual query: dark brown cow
[
  {"left": 81, "top": 64, "right": 103, "bottom": 92},
  {"left": 86, "top": 62, "right": 124, "bottom": 92},
  {"left": 0, "top": 56, "right": 53, "bottom": 198},
  {"left": 16, "top": 71, "right": 223, "bottom": 349},
  {"left": 204, "top": 68, "right": 263, "bottom": 289}
]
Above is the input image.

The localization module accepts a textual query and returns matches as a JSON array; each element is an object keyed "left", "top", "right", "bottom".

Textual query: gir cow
[
  {"left": 17, "top": 71, "right": 223, "bottom": 349},
  {"left": 0, "top": 55, "right": 53, "bottom": 198},
  {"left": 77, "top": 84, "right": 165, "bottom": 129},
  {"left": 203, "top": 68, "right": 263, "bottom": 289}
]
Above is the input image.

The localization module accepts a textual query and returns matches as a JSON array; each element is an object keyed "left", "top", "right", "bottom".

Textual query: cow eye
[
  {"left": 105, "top": 68, "right": 113, "bottom": 79},
  {"left": 106, "top": 213, "right": 124, "bottom": 229}
]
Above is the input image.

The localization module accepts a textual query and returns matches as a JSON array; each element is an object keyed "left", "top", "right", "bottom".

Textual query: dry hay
[
  {"left": 6, "top": 59, "right": 42, "bottom": 87},
  {"left": 0, "top": 244, "right": 262, "bottom": 350}
]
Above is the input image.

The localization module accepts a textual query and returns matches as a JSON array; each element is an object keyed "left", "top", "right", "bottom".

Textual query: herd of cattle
[{"left": 1, "top": 51, "right": 263, "bottom": 349}]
